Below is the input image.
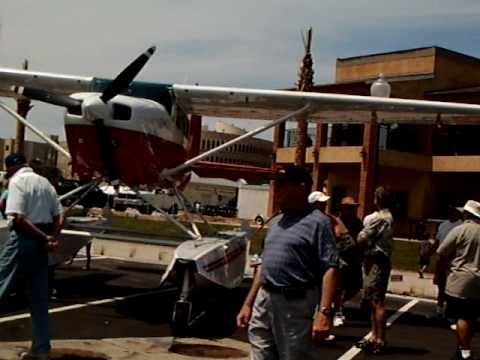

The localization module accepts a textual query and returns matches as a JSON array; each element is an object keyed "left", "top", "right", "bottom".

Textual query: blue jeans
[{"left": 0, "top": 229, "right": 51, "bottom": 353}]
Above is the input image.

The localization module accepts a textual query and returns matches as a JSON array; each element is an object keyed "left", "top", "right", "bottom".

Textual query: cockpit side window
[{"left": 112, "top": 103, "right": 132, "bottom": 120}]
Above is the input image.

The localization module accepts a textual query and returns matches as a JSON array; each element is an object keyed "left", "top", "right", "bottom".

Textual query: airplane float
[{"left": 1, "top": 46, "right": 480, "bottom": 330}]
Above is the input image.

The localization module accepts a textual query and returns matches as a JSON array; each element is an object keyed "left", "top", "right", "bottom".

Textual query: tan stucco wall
[
  {"left": 336, "top": 48, "right": 436, "bottom": 83},
  {"left": 434, "top": 49, "right": 480, "bottom": 89},
  {"left": 277, "top": 146, "right": 363, "bottom": 164}
]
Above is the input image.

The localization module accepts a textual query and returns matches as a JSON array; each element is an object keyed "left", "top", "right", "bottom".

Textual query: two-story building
[{"left": 273, "top": 47, "right": 480, "bottom": 235}]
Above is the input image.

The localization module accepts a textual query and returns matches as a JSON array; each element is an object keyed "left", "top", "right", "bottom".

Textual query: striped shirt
[{"left": 261, "top": 207, "right": 339, "bottom": 287}]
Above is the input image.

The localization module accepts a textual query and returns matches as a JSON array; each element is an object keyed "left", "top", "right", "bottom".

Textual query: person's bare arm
[
  {"left": 312, "top": 267, "right": 338, "bottom": 342},
  {"left": 11, "top": 213, "right": 60, "bottom": 251},
  {"left": 236, "top": 267, "right": 262, "bottom": 328},
  {"left": 52, "top": 214, "right": 63, "bottom": 238}
]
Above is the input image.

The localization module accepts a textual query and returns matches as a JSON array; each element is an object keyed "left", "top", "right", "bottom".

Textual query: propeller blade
[
  {"left": 13, "top": 86, "right": 82, "bottom": 112},
  {"left": 93, "top": 118, "right": 117, "bottom": 179},
  {"left": 100, "top": 46, "right": 156, "bottom": 103}
]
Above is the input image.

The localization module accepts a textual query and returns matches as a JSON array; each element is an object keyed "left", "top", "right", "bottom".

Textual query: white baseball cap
[{"left": 308, "top": 191, "right": 330, "bottom": 204}]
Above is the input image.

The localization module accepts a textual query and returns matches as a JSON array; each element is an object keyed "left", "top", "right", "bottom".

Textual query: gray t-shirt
[
  {"left": 437, "top": 220, "right": 480, "bottom": 300},
  {"left": 261, "top": 207, "right": 339, "bottom": 287},
  {"left": 359, "top": 209, "right": 394, "bottom": 258}
]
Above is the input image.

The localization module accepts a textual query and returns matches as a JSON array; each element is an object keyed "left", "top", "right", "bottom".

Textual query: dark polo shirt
[{"left": 261, "top": 207, "right": 339, "bottom": 288}]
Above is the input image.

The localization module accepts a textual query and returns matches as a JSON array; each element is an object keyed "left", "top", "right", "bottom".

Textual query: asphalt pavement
[{"left": 0, "top": 256, "right": 478, "bottom": 360}]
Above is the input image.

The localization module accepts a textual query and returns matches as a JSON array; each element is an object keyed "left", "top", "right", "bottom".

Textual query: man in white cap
[
  {"left": 437, "top": 200, "right": 480, "bottom": 360},
  {"left": 308, "top": 191, "right": 349, "bottom": 328},
  {"left": 308, "top": 191, "right": 338, "bottom": 235}
]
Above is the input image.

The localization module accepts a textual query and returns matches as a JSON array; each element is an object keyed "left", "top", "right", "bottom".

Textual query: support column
[
  {"left": 268, "top": 122, "right": 285, "bottom": 216},
  {"left": 312, "top": 123, "right": 327, "bottom": 191},
  {"left": 358, "top": 115, "right": 378, "bottom": 218},
  {"left": 15, "top": 59, "right": 32, "bottom": 154}
]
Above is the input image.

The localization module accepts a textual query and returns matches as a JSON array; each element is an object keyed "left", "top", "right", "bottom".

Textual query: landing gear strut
[{"left": 171, "top": 261, "right": 205, "bottom": 334}]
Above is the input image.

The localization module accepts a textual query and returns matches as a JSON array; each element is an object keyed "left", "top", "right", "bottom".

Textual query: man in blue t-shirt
[{"left": 236, "top": 165, "right": 339, "bottom": 360}]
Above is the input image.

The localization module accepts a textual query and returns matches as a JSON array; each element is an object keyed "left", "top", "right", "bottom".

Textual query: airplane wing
[
  {"left": 172, "top": 84, "right": 480, "bottom": 125},
  {"left": 2, "top": 67, "right": 480, "bottom": 124},
  {"left": 0, "top": 68, "right": 93, "bottom": 97}
]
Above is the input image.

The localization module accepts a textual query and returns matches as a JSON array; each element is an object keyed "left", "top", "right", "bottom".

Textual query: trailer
[{"left": 237, "top": 184, "right": 269, "bottom": 225}]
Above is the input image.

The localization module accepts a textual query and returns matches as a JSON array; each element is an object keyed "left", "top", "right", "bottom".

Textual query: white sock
[{"left": 460, "top": 349, "right": 471, "bottom": 359}]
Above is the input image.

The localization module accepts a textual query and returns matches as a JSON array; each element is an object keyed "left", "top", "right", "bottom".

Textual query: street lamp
[
  {"left": 370, "top": 73, "right": 391, "bottom": 98},
  {"left": 370, "top": 74, "right": 393, "bottom": 149}
]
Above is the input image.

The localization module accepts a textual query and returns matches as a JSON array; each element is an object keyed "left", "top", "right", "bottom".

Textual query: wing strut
[
  {"left": 161, "top": 104, "right": 312, "bottom": 178},
  {"left": 0, "top": 101, "right": 71, "bottom": 159}
]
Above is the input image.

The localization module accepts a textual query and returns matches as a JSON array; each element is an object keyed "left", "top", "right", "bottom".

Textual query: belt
[{"left": 263, "top": 282, "right": 313, "bottom": 295}]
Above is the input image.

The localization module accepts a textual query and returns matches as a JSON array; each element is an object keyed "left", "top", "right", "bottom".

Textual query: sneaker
[
  {"left": 452, "top": 348, "right": 473, "bottom": 359},
  {"left": 19, "top": 352, "right": 49, "bottom": 360},
  {"left": 49, "top": 288, "right": 58, "bottom": 301},
  {"left": 370, "top": 342, "right": 388, "bottom": 355},
  {"left": 333, "top": 313, "right": 345, "bottom": 327},
  {"left": 356, "top": 338, "right": 375, "bottom": 351},
  {"left": 450, "top": 323, "right": 457, "bottom": 331},
  {"left": 325, "top": 334, "right": 336, "bottom": 341}
]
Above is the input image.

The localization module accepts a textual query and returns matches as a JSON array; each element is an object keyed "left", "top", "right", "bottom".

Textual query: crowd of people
[
  {"left": 0, "top": 156, "right": 478, "bottom": 360},
  {"left": 236, "top": 165, "right": 480, "bottom": 360}
]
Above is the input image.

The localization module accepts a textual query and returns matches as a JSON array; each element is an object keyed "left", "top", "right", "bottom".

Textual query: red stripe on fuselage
[
  {"left": 65, "top": 124, "right": 187, "bottom": 185},
  {"left": 203, "top": 245, "right": 246, "bottom": 273}
]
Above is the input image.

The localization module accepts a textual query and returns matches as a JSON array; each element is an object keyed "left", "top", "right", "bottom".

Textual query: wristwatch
[{"left": 317, "top": 306, "right": 334, "bottom": 318}]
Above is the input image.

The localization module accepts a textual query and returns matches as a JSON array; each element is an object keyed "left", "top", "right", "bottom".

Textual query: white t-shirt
[{"left": 6, "top": 167, "right": 62, "bottom": 224}]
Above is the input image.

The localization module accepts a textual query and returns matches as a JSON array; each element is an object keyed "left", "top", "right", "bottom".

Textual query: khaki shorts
[{"left": 362, "top": 255, "right": 391, "bottom": 302}]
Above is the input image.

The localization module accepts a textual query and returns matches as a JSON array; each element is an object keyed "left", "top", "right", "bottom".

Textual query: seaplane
[{"left": 1, "top": 45, "right": 480, "bottom": 330}]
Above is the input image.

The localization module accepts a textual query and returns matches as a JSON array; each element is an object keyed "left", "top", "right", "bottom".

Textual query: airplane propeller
[{"left": 100, "top": 46, "right": 156, "bottom": 103}]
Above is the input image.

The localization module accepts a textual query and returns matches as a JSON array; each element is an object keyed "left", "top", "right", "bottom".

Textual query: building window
[{"left": 391, "top": 191, "right": 408, "bottom": 219}]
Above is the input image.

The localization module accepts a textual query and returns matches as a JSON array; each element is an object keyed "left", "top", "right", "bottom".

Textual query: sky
[{"left": 1, "top": 0, "right": 480, "bottom": 141}]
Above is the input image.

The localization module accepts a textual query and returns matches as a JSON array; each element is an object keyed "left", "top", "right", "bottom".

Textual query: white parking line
[
  {"left": 0, "top": 287, "right": 176, "bottom": 324},
  {"left": 337, "top": 298, "right": 419, "bottom": 360},
  {"left": 387, "top": 292, "right": 436, "bottom": 304}
]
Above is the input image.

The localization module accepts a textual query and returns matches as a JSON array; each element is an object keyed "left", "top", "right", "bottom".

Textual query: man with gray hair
[
  {"left": 0, "top": 153, "right": 63, "bottom": 360},
  {"left": 437, "top": 200, "right": 480, "bottom": 360}
]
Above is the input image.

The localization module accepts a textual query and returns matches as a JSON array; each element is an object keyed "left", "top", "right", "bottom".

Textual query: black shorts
[{"left": 445, "top": 295, "right": 480, "bottom": 321}]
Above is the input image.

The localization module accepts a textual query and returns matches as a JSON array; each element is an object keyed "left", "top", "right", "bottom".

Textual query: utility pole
[
  {"left": 294, "top": 27, "right": 314, "bottom": 167},
  {"left": 15, "top": 59, "right": 33, "bottom": 153}
]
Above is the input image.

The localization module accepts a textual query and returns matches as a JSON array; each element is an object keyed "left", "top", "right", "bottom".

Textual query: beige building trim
[
  {"left": 278, "top": 146, "right": 363, "bottom": 164},
  {"left": 378, "top": 150, "right": 432, "bottom": 172},
  {"left": 432, "top": 156, "right": 480, "bottom": 172}
]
